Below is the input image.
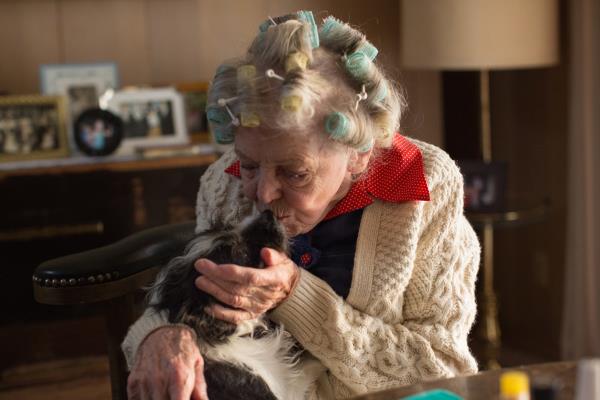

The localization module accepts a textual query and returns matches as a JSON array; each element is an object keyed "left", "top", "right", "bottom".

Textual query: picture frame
[
  {"left": 458, "top": 160, "right": 508, "bottom": 213},
  {"left": 40, "top": 63, "right": 119, "bottom": 153},
  {"left": 0, "top": 95, "right": 69, "bottom": 162},
  {"left": 106, "top": 87, "right": 188, "bottom": 154},
  {"left": 176, "top": 82, "right": 210, "bottom": 143}
]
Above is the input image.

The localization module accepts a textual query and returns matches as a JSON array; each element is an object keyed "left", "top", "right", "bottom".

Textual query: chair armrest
[{"left": 33, "top": 221, "right": 196, "bottom": 305}]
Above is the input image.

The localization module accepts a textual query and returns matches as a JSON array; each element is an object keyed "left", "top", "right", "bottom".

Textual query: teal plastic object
[
  {"left": 297, "top": 10, "right": 319, "bottom": 48},
  {"left": 401, "top": 389, "right": 463, "bottom": 400}
]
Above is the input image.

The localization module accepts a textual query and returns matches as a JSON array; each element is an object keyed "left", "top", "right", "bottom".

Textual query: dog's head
[{"left": 149, "top": 210, "right": 288, "bottom": 344}]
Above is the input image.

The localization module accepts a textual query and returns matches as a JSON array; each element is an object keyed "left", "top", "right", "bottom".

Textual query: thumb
[
  {"left": 260, "top": 247, "right": 286, "bottom": 267},
  {"left": 191, "top": 358, "right": 209, "bottom": 400}
]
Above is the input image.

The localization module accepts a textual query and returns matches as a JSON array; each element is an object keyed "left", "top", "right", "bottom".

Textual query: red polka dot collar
[{"left": 224, "top": 133, "right": 430, "bottom": 220}]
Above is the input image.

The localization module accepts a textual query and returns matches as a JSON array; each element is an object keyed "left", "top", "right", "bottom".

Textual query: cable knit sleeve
[{"left": 270, "top": 140, "right": 480, "bottom": 397}]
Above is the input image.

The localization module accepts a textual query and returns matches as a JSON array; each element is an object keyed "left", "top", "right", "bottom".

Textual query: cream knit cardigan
[{"left": 122, "top": 137, "right": 480, "bottom": 399}]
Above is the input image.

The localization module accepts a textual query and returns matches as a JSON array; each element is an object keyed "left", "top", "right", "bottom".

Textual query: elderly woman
[{"left": 123, "top": 11, "right": 479, "bottom": 400}]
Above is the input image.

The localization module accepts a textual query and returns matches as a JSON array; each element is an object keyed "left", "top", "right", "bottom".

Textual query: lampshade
[{"left": 401, "top": 0, "right": 559, "bottom": 70}]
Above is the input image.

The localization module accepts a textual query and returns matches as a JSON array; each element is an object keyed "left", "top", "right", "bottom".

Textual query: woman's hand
[
  {"left": 194, "top": 247, "right": 300, "bottom": 324},
  {"left": 127, "top": 326, "right": 209, "bottom": 400}
]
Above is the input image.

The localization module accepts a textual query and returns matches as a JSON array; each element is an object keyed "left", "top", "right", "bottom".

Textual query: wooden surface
[
  {"left": 351, "top": 362, "right": 575, "bottom": 400},
  {"left": 0, "top": 153, "right": 217, "bottom": 179}
]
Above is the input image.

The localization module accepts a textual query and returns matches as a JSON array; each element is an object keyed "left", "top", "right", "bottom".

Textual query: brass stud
[
  {"left": 52, "top": 279, "right": 59, "bottom": 287},
  {"left": 88, "top": 276, "right": 96, "bottom": 284},
  {"left": 60, "top": 279, "right": 67, "bottom": 286},
  {"left": 105, "top": 273, "right": 111, "bottom": 280},
  {"left": 78, "top": 277, "right": 86, "bottom": 285},
  {"left": 45, "top": 279, "right": 51, "bottom": 286},
  {"left": 97, "top": 274, "right": 104, "bottom": 283},
  {"left": 69, "top": 278, "right": 76, "bottom": 286}
]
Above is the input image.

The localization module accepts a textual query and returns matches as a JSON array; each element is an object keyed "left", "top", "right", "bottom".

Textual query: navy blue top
[{"left": 289, "top": 209, "right": 363, "bottom": 299}]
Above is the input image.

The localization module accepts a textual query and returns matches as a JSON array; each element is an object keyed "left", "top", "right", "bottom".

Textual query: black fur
[{"left": 150, "top": 210, "right": 289, "bottom": 398}]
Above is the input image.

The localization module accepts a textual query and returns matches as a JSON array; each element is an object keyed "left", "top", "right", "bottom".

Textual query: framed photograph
[
  {"left": 0, "top": 95, "right": 69, "bottom": 162},
  {"left": 458, "top": 161, "right": 507, "bottom": 213},
  {"left": 40, "top": 63, "right": 119, "bottom": 152},
  {"left": 106, "top": 87, "right": 188, "bottom": 154},
  {"left": 176, "top": 82, "right": 209, "bottom": 142},
  {"left": 74, "top": 108, "right": 123, "bottom": 156}
]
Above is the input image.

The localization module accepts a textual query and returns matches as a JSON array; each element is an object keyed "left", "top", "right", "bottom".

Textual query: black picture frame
[{"left": 458, "top": 160, "right": 508, "bottom": 213}]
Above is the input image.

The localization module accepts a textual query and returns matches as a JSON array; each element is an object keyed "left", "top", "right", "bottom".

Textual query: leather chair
[{"left": 32, "top": 221, "right": 196, "bottom": 400}]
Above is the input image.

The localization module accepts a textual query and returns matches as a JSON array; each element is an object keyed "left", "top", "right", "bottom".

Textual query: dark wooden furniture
[
  {"left": 33, "top": 221, "right": 196, "bottom": 400},
  {"left": 350, "top": 362, "right": 576, "bottom": 400},
  {"left": 0, "top": 154, "right": 215, "bottom": 397}
]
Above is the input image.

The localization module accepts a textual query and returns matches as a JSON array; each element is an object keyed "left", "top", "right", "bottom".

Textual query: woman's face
[{"left": 235, "top": 128, "right": 352, "bottom": 236}]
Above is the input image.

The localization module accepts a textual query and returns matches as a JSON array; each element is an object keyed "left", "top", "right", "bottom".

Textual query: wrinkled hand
[
  {"left": 127, "top": 326, "right": 208, "bottom": 400},
  {"left": 194, "top": 247, "right": 300, "bottom": 324}
]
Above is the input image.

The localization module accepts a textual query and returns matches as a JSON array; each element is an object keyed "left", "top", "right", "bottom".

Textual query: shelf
[{"left": 0, "top": 147, "right": 217, "bottom": 179}]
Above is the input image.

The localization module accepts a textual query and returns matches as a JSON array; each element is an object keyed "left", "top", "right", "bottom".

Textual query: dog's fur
[{"left": 148, "top": 211, "right": 321, "bottom": 400}]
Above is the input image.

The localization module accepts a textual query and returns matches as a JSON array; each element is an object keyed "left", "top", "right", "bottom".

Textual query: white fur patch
[{"left": 201, "top": 320, "right": 323, "bottom": 400}]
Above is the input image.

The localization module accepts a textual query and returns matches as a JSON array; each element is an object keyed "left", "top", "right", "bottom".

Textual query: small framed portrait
[
  {"left": 176, "top": 82, "right": 209, "bottom": 142},
  {"left": 0, "top": 95, "right": 69, "bottom": 162},
  {"left": 458, "top": 161, "right": 508, "bottom": 213},
  {"left": 74, "top": 108, "right": 123, "bottom": 156},
  {"left": 40, "top": 63, "right": 119, "bottom": 152},
  {"left": 106, "top": 87, "right": 188, "bottom": 154}
]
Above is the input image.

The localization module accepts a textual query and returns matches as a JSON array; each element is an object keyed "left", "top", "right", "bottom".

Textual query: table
[{"left": 351, "top": 362, "right": 576, "bottom": 400}]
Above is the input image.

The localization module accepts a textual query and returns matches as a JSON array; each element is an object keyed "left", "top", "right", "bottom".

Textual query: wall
[{"left": 0, "top": 0, "right": 444, "bottom": 146}]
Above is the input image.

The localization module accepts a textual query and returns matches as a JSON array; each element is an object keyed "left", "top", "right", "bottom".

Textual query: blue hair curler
[
  {"left": 345, "top": 51, "right": 371, "bottom": 80},
  {"left": 213, "top": 125, "right": 235, "bottom": 144},
  {"left": 373, "top": 81, "right": 388, "bottom": 103},
  {"left": 325, "top": 111, "right": 350, "bottom": 140},
  {"left": 319, "top": 16, "right": 343, "bottom": 40},
  {"left": 206, "top": 106, "right": 230, "bottom": 125},
  {"left": 297, "top": 10, "right": 319, "bottom": 49},
  {"left": 358, "top": 138, "right": 374, "bottom": 152},
  {"left": 215, "top": 64, "right": 234, "bottom": 77},
  {"left": 356, "top": 41, "right": 379, "bottom": 61}
]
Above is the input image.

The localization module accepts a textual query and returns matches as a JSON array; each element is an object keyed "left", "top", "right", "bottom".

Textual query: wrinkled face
[{"left": 235, "top": 128, "right": 353, "bottom": 236}]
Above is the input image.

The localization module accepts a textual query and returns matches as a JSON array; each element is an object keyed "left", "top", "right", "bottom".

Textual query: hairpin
[
  {"left": 259, "top": 16, "right": 278, "bottom": 33},
  {"left": 241, "top": 111, "right": 260, "bottom": 127},
  {"left": 296, "top": 11, "right": 319, "bottom": 48},
  {"left": 325, "top": 111, "right": 350, "bottom": 140},
  {"left": 281, "top": 94, "right": 302, "bottom": 112},
  {"left": 285, "top": 52, "right": 309, "bottom": 73},
  {"left": 355, "top": 85, "right": 368, "bottom": 110},
  {"left": 345, "top": 51, "right": 371, "bottom": 80},
  {"left": 265, "top": 69, "right": 285, "bottom": 81},
  {"left": 216, "top": 97, "right": 240, "bottom": 126}
]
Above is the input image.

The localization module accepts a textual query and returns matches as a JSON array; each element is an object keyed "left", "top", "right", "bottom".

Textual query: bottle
[{"left": 500, "top": 371, "right": 531, "bottom": 400}]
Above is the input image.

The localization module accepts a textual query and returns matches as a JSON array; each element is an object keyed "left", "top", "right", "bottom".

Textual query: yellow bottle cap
[{"left": 500, "top": 371, "right": 530, "bottom": 395}]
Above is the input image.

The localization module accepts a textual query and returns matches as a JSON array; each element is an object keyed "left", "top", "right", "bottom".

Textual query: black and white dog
[{"left": 148, "top": 210, "right": 322, "bottom": 400}]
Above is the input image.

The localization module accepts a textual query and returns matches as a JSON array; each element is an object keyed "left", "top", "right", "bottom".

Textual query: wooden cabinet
[{"left": 0, "top": 154, "right": 215, "bottom": 371}]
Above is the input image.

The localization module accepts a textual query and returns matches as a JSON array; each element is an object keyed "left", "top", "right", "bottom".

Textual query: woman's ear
[{"left": 347, "top": 148, "right": 373, "bottom": 175}]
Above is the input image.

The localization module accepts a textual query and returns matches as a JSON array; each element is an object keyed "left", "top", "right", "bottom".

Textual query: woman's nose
[{"left": 256, "top": 170, "right": 282, "bottom": 204}]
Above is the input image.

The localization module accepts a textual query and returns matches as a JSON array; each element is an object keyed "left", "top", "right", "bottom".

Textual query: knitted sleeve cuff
[
  {"left": 269, "top": 268, "right": 341, "bottom": 345},
  {"left": 120, "top": 308, "right": 196, "bottom": 370}
]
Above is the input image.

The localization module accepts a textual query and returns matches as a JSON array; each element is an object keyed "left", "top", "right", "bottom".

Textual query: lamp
[{"left": 401, "top": 0, "right": 559, "bottom": 368}]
